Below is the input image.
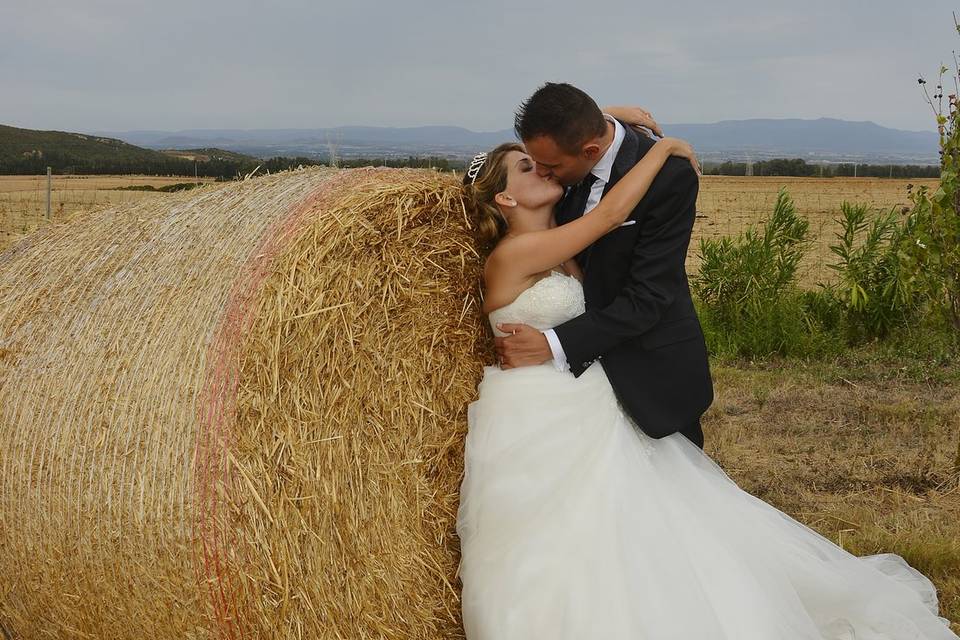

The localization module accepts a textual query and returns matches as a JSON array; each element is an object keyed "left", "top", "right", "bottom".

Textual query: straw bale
[{"left": 0, "top": 167, "right": 490, "bottom": 639}]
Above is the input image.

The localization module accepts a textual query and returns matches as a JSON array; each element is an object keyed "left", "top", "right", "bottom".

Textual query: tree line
[
  {"left": 0, "top": 153, "right": 322, "bottom": 180},
  {"left": 1, "top": 153, "right": 937, "bottom": 180},
  {"left": 703, "top": 158, "right": 939, "bottom": 178},
  {"left": 0, "top": 153, "right": 466, "bottom": 179}
]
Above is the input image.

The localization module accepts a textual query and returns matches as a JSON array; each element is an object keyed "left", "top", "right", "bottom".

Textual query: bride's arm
[
  {"left": 489, "top": 138, "right": 697, "bottom": 279},
  {"left": 603, "top": 105, "right": 663, "bottom": 138},
  {"left": 547, "top": 217, "right": 586, "bottom": 281}
]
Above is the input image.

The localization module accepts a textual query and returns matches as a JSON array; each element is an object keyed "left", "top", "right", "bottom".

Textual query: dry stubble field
[
  {"left": 1, "top": 174, "right": 938, "bottom": 264},
  {"left": 694, "top": 175, "right": 940, "bottom": 285},
  {"left": 0, "top": 173, "right": 956, "bottom": 630},
  {"left": 0, "top": 174, "right": 222, "bottom": 251}
]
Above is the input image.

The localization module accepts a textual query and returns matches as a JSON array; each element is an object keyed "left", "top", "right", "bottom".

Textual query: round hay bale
[{"left": 0, "top": 167, "right": 490, "bottom": 639}]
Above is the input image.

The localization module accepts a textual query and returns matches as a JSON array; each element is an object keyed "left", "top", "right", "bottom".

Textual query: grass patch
[{"left": 705, "top": 356, "right": 960, "bottom": 631}]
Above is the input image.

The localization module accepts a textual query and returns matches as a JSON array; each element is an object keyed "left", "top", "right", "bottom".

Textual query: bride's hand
[
  {"left": 603, "top": 105, "right": 663, "bottom": 138},
  {"left": 657, "top": 137, "right": 701, "bottom": 176}
]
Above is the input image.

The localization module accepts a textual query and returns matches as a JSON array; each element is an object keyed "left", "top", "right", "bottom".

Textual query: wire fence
[
  {"left": 1, "top": 174, "right": 938, "bottom": 288},
  {"left": 689, "top": 176, "right": 936, "bottom": 287},
  {"left": 0, "top": 175, "right": 219, "bottom": 251}
]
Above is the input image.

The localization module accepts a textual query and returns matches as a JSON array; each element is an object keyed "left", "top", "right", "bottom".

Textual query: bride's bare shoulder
[
  {"left": 485, "top": 235, "right": 518, "bottom": 267},
  {"left": 482, "top": 240, "right": 521, "bottom": 285},
  {"left": 480, "top": 256, "right": 510, "bottom": 315},
  {"left": 482, "top": 248, "right": 536, "bottom": 315}
]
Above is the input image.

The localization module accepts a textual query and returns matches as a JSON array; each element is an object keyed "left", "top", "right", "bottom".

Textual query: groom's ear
[{"left": 581, "top": 142, "right": 602, "bottom": 160}]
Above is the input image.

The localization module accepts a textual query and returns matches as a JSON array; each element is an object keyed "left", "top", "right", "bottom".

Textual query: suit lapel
[
  {"left": 602, "top": 120, "right": 644, "bottom": 198},
  {"left": 557, "top": 121, "right": 656, "bottom": 276},
  {"left": 582, "top": 121, "right": 644, "bottom": 274}
]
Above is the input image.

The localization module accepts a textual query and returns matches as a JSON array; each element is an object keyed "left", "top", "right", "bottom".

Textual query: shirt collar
[{"left": 590, "top": 114, "right": 625, "bottom": 185}]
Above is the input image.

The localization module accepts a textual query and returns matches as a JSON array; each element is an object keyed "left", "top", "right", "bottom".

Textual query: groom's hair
[{"left": 514, "top": 82, "right": 607, "bottom": 154}]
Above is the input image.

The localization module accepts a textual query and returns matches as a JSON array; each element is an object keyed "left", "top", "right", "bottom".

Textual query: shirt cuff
[{"left": 543, "top": 329, "right": 570, "bottom": 372}]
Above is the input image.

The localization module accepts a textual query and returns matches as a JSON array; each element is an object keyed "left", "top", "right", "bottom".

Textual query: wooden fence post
[{"left": 46, "top": 167, "right": 52, "bottom": 220}]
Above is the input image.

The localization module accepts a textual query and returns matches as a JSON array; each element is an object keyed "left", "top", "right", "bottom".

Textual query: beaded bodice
[{"left": 488, "top": 270, "right": 586, "bottom": 338}]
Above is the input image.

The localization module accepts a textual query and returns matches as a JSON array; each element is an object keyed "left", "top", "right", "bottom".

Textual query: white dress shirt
[{"left": 543, "top": 115, "right": 626, "bottom": 372}]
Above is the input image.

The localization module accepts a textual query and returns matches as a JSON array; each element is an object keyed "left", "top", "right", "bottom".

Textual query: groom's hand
[{"left": 494, "top": 323, "right": 552, "bottom": 369}]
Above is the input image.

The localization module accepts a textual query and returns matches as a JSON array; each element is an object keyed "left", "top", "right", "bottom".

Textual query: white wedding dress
[{"left": 456, "top": 269, "right": 957, "bottom": 640}]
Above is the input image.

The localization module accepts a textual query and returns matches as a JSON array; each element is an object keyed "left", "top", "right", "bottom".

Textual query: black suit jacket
[{"left": 552, "top": 122, "right": 714, "bottom": 440}]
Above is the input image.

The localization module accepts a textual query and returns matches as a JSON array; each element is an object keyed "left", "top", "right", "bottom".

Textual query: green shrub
[
  {"left": 696, "top": 293, "right": 841, "bottom": 360},
  {"left": 695, "top": 187, "right": 809, "bottom": 308},
  {"left": 799, "top": 288, "right": 843, "bottom": 333},
  {"left": 823, "top": 202, "right": 918, "bottom": 341},
  {"left": 904, "top": 181, "right": 960, "bottom": 331},
  {"left": 693, "top": 188, "right": 835, "bottom": 358},
  {"left": 914, "top": 36, "right": 960, "bottom": 331}
]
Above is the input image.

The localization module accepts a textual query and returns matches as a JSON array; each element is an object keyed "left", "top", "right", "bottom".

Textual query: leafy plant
[
  {"left": 694, "top": 188, "right": 824, "bottom": 357},
  {"left": 695, "top": 187, "right": 810, "bottom": 308},
  {"left": 912, "top": 17, "right": 960, "bottom": 331},
  {"left": 824, "top": 202, "right": 916, "bottom": 339}
]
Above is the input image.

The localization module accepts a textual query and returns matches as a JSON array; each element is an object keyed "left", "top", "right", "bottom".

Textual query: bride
[{"left": 454, "top": 113, "right": 958, "bottom": 639}]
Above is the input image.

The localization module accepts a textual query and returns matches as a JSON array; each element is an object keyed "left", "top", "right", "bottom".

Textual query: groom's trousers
[{"left": 680, "top": 420, "right": 704, "bottom": 450}]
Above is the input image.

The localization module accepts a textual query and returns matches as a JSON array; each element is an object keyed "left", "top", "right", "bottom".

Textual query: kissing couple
[{"left": 454, "top": 82, "right": 957, "bottom": 639}]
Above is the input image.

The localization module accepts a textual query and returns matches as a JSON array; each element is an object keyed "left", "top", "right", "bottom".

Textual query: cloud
[{"left": 0, "top": 0, "right": 954, "bottom": 132}]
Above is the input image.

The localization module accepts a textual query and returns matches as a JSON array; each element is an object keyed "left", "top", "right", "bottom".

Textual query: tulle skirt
[{"left": 456, "top": 363, "right": 957, "bottom": 639}]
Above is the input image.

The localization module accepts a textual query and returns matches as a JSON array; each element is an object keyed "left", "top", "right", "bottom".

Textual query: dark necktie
[
  {"left": 571, "top": 173, "right": 599, "bottom": 218},
  {"left": 561, "top": 173, "right": 600, "bottom": 269}
]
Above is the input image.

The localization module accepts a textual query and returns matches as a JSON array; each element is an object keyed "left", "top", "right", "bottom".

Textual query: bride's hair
[{"left": 461, "top": 142, "right": 525, "bottom": 249}]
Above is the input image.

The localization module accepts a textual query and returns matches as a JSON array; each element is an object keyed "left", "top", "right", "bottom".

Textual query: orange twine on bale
[{"left": 195, "top": 172, "right": 357, "bottom": 639}]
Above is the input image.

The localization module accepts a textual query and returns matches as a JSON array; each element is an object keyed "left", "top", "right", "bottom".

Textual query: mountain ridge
[
  {"left": 92, "top": 117, "right": 939, "bottom": 163},
  {"left": 0, "top": 124, "right": 267, "bottom": 175}
]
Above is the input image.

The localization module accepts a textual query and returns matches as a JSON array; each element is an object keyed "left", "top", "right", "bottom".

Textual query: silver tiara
[{"left": 467, "top": 152, "right": 488, "bottom": 185}]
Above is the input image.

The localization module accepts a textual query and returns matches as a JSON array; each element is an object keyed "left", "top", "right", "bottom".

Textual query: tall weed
[
  {"left": 693, "top": 188, "right": 832, "bottom": 358},
  {"left": 823, "top": 202, "right": 917, "bottom": 340}
]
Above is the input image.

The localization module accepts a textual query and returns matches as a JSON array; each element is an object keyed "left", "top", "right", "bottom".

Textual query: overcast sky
[{"left": 1, "top": 1, "right": 955, "bottom": 134}]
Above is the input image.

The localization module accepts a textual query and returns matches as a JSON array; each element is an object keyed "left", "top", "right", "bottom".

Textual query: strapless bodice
[{"left": 488, "top": 271, "right": 585, "bottom": 337}]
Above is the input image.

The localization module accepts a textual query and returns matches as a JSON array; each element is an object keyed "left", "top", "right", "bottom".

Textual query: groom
[{"left": 495, "top": 82, "right": 713, "bottom": 449}]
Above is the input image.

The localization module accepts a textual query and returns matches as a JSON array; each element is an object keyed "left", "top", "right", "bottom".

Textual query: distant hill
[
  {"left": 2, "top": 118, "right": 939, "bottom": 175},
  {"left": 0, "top": 125, "right": 271, "bottom": 177},
  {"left": 96, "top": 118, "right": 940, "bottom": 164},
  {"left": 100, "top": 126, "right": 509, "bottom": 162},
  {"left": 662, "top": 118, "right": 938, "bottom": 162},
  {"left": 0, "top": 124, "right": 175, "bottom": 166}
]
